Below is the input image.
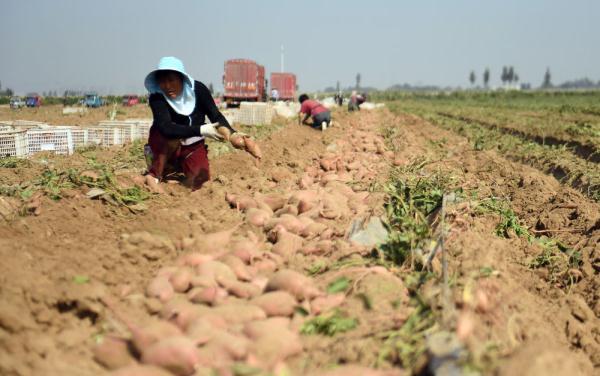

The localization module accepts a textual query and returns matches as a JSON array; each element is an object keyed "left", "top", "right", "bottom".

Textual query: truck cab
[
  {"left": 84, "top": 93, "right": 104, "bottom": 108},
  {"left": 9, "top": 96, "right": 25, "bottom": 109},
  {"left": 25, "top": 94, "right": 42, "bottom": 107},
  {"left": 122, "top": 95, "right": 139, "bottom": 107}
]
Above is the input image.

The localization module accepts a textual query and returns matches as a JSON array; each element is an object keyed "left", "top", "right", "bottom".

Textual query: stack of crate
[{"left": 0, "top": 118, "right": 154, "bottom": 158}]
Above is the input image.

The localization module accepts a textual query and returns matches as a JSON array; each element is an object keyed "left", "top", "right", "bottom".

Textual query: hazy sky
[{"left": 1, "top": 0, "right": 599, "bottom": 95}]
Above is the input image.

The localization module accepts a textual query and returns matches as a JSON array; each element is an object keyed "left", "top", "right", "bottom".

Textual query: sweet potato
[
  {"left": 305, "top": 166, "right": 319, "bottom": 178},
  {"left": 335, "top": 159, "right": 345, "bottom": 173},
  {"left": 209, "top": 303, "right": 267, "bottom": 325},
  {"left": 319, "top": 194, "right": 349, "bottom": 220},
  {"left": 207, "top": 330, "right": 251, "bottom": 360},
  {"left": 243, "top": 318, "right": 291, "bottom": 340},
  {"left": 216, "top": 276, "right": 262, "bottom": 299},
  {"left": 250, "top": 291, "right": 298, "bottom": 317},
  {"left": 141, "top": 336, "right": 199, "bottom": 376},
  {"left": 93, "top": 335, "right": 135, "bottom": 370},
  {"left": 194, "top": 225, "right": 240, "bottom": 255},
  {"left": 288, "top": 189, "right": 319, "bottom": 206},
  {"left": 109, "top": 365, "right": 173, "bottom": 376},
  {"left": 250, "top": 275, "right": 269, "bottom": 291},
  {"left": 255, "top": 193, "right": 287, "bottom": 212},
  {"left": 310, "top": 293, "right": 346, "bottom": 315},
  {"left": 185, "top": 316, "right": 226, "bottom": 345},
  {"left": 319, "top": 158, "right": 336, "bottom": 171},
  {"left": 220, "top": 254, "right": 254, "bottom": 281},
  {"left": 196, "top": 260, "right": 237, "bottom": 282},
  {"left": 300, "top": 240, "right": 334, "bottom": 255},
  {"left": 196, "top": 344, "right": 234, "bottom": 370},
  {"left": 246, "top": 207, "right": 272, "bottom": 227},
  {"left": 129, "top": 320, "right": 183, "bottom": 355},
  {"left": 274, "top": 204, "right": 299, "bottom": 217},
  {"left": 176, "top": 252, "right": 213, "bottom": 267},
  {"left": 169, "top": 267, "right": 193, "bottom": 293},
  {"left": 271, "top": 228, "right": 304, "bottom": 258},
  {"left": 217, "top": 126, "right": 231, "bottom": 140},
  {"left": 225, "top": 193, "right": 258, "bottom": 211},
  {"left": 156, "top": 266, "right": 178, "bottom": 278},
  {"left": 230, "top": 238, "right": 262, "bottom": 264},
  {"left": 229, "top": 134, "right": 245, "bottom": 149},
  {"left": 246, "top": 325, "right": 302, "bottom": 368},
  {"left": 187, "top": 286, "right": 228, "bottom": 306},
  {"left": 296, "top": 173, "right": 311, "bottom": 189},
  {"left": 265, "top": 269, "right": 322, "bottom": 301},
  {"left": 267, "top": 214, "right": 306, "bottom": 235},
  {"left": 160, "top": 299, "right": 209, "bottom": 331},
  {"left": 146, "top": 276, "right": 174, "bottom": 302},
  {"left": 254, "top": 259, "right": 278, "bottom": 274},
  {"left": 243, "top": 137, "right": 262, "bottom": 159},
  {"left": 300, "top": 221, "right": 328, "bottom": 238},
  {"left": 189, "top": 274, "right": 217, "bottom": 288}
]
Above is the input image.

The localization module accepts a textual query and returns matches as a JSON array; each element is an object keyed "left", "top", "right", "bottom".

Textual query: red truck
[
  {"left": 270, "top": 72, "right": 296, "bottom": 101},
  {"left": 122, "top": 95, "right": 139, "bottom": 107},
  {"left": 223, "top": 59, "right": 266, "bottom": 107}
]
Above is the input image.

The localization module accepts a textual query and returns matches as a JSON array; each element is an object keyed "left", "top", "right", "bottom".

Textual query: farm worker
[
  {"left": 143, "top": 56, "right": 236, "bottom": 191},
  {"left": 348, "top": 90, "right": 361, "bottom": 112},
  {"left": 270, "top": 88, "right": 279, "bottom": 102},
  {"left": 334, "top": 91, "right": 343, "bottom": 107},
  {"left": 298, "top": 94, "right": 332, "bottom": 131}
]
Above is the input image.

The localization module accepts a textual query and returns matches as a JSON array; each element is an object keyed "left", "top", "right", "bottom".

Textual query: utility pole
[{"left": 280, "top": 45, "right": 284, "bottom": 73}]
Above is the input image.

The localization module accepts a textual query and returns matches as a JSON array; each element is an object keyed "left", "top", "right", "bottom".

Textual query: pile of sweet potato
[{"left": 96, "top": 122, "right": 398, "bottom": 375}]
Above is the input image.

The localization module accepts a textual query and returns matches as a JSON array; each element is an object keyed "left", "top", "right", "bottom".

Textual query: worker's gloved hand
[{"left": 200, "top": 123, "right": 225, "bottom": 141}]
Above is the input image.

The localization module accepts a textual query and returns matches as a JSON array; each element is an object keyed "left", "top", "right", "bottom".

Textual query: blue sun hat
[{"left": 144, "top": 56, "right": 196, "bottom": 115}]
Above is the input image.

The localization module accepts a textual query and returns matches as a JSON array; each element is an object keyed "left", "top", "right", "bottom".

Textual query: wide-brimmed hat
[{"left": 144, "top": 56, "right": 194, "bottom": 93}]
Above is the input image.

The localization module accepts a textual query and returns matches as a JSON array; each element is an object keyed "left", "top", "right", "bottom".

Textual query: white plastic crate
[
  {"left": 70, "top": 128, "right": 89, "bottom": 148},
  {"left": 134, "top": 123, "right": 151, "bottom": 141},
  {"left": 87, "top": 127, "right": 125, "bottom": 146},
  {"left": 237, "top": 102, "right": 273, "bottom": 125},
  {"left": 0, "top": 130, "right": 28, "bottom": 157},
  {"left": 26, "top": 128, "right": 74, "bottom": 155}
]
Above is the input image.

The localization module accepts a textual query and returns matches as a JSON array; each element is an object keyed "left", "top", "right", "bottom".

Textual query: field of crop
[{"left": 0, "top": 97, "right": 598, "bottom": 376}]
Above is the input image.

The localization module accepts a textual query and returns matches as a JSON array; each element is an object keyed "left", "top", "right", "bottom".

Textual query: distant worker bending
[
  {"left": 348, "top": 90, "right": 366, "bottom": 112},
  {"left": 298, "top": 94, "right": 332, "bottom": 131}
]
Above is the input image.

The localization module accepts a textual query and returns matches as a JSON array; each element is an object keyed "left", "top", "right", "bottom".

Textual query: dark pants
[
  {"left": 146, "top": 127, "right": 210, "bottom": 190},
  {"left": 312, "top": 111, "right": 331, "bottom": 128}
]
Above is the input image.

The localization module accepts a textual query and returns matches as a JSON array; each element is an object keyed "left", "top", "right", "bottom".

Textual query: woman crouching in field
[{"left": 143, "top": 56, "right": 235, "bottom": 192}]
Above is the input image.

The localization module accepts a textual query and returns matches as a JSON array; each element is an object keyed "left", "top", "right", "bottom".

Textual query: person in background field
[
  {"left": 334, "top": 91, "right": 343, "bottom": 107},
  {"left": 298, "top": 94, "right": 332, "bottom": 131},
  {"left": 143, "top": 56, "right": 236, "bottom": 192},
  {"left": 270, "top": 88, "right": 279, "bottom": 102}
]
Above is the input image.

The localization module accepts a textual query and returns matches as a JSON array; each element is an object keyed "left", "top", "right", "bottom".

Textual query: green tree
[
  {"left": 542, "top": 68, "right": 552, "bottom": 88},
  {"left": 483, "top": 68, "right": 490, "bottom": 88},
  {"left": 336, "top": 81, "right": 340, "bottom": 92},
  {"left": 208, "top": 83, "right": 214, "bottom": 95},
  {"left": 501, "top": 66, "right": 508, "bottom": 85},
  {"left": 355, "top": 73, "right": 361, "bottom": 90},
  {"left": 469, "top": 70, "right": 476, "bottom": 86},
  {"left": 507, "top": 66, "right": 515, "bottom": 84}
]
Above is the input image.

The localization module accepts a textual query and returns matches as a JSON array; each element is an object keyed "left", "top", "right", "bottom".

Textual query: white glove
[{"left": 200, "top": 123, "right": 225, "bottom": 141}]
